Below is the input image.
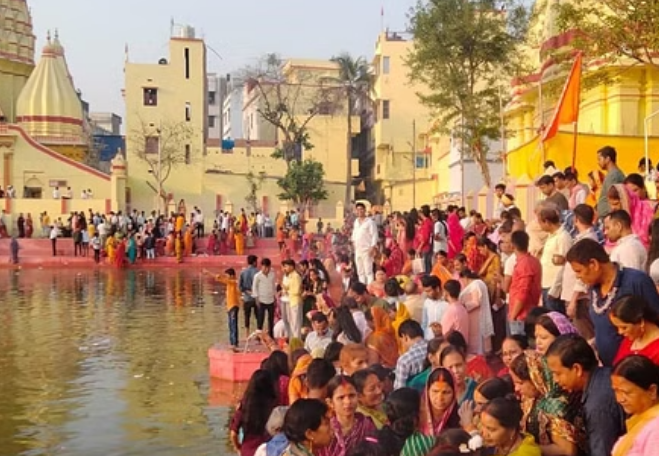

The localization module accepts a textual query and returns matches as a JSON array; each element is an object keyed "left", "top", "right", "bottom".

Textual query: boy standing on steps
[{"left": 216, "top": 268, "right": 241, "bottom": 351}]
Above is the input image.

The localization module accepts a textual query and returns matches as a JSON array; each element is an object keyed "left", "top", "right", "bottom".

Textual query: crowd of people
[{"left": 224, "top": 146, "right": 659, "bottom": 456}]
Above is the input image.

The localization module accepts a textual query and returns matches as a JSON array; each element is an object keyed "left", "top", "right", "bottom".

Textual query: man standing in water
[
  {"left": 239, "top": 255, "right": 259, "bottom": 336},
  {"left": 351, "top": 202, "right": 378, "bottom": 285}
]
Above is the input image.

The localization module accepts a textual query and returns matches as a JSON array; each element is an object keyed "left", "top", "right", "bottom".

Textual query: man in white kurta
[{"left": 351, "top": 203, "right": 378, "bottom": 285}]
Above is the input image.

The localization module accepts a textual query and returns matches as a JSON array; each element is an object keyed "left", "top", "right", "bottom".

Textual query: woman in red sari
[
  {"left": 463, "top": 232, "right": 484, "bottom": 273},
  {"left": 114, "top": 237, "right": 126, "bottom": 268},
  {"left": 25, "top": 213, "right": 34, "bottom": 238},
  {"left": 447, "top": 207, "right": 464, "bottom": 259},
  {"left": 396, "top": 215, "right": 414, "bottom": 255},
  {"left": 611, "top": 295, "right": 659, "bottom": 365}
]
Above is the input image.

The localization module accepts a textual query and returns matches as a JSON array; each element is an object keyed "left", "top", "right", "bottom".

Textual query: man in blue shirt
[
  {"left": 566, "top": 238, "right": 659, "bottom": 366},
  {"left": 239, "top": 255, "right": 259, "bottom": 335},
  {"left": 547, "top": 334, "right": 625, "bottom": 456}
]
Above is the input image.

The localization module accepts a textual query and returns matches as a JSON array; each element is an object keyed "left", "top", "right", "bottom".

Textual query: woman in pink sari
[
  {"left": 447, "top": 208, "right": 464, "bottom": 260},
  {"left": 608, "top": 183, "right": 653, "bottom": 248},
  {"left": 396, "top": 214, "right": 414, "bottom": 255}
]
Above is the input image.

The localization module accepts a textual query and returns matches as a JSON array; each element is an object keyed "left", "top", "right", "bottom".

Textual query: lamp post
[
  {"left": 156, "top": 123, "right": 163, "bottom": 215},
  {"left": 644, "top": 109, "right": 659, "bottom": 179}
]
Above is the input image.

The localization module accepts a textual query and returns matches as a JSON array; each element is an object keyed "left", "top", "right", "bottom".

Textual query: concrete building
[
  {"left": 371, "top": 31, "right": 434, "bottom": 210},
  {"left": 222, "top": 75, "right": 243, "bottom": 139},
  {"left": 206, "top": 73, "right": 225, "bottom": 141},
  {"left": 90, "top": 112, "right": 122, "bottom": 135}
]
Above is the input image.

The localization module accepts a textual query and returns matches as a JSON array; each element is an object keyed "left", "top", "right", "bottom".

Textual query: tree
[
  {"left": 128, "top": 119, "right": 195, "bottom": 212},
  {"left": 407, "top": 0, "right": 531, "bottom": 186},
  {"left": 245, "top": 171, "right": 266, "bottom": 214},
  {"left": 277, "top": 159, "right": 329, "bottom": 211},
  {"left": 326, "top": 53, "right": 373, "bottom": 207},
  {"left": 240, "top": 54, "right": 339, "bottom": 165},
  {"left": 556, "top": 0, "right": 659, "bottom": 69}
]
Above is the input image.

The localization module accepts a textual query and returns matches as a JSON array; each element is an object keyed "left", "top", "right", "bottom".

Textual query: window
[
  {"left": 382, "top": 100, "right": 390, "bottom": 119},
  {"left": 145, "top": 137, "right": 159, "bottom": 154},
  {"left": 185, "top": 145, "right": 191, "bottom": 164},
  {"left": 184, "top": 48, "right": 190, "bottom": 79},
  {"left": 208, "top": 91, "right": 216, "bottom": 105},
  {"left": 208, "top": 116, "right": 216, "bottom": 128},
  {"left": 317, "top": 101, "right": 334, "bottom": 115},
  {"left": 383, "top": 56, "right": 391, "bottom": 74},
  {"left": 143, "top": 88, "right": 158, "bottom": 106},
  {"left": 185, "top": 102, "right": 191, "bottom": 121},
  {"left": 415, "top": 155, "right": 429, "bottom": 169}
]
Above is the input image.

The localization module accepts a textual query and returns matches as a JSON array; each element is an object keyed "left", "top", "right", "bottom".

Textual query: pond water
[{"left": 0, "top": 268, "right": 240, "bottom": 456}]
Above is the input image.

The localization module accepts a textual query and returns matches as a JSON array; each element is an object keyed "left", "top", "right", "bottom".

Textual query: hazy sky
[{"left": 27, "top": 0, "right": 417, "bottom": 116}]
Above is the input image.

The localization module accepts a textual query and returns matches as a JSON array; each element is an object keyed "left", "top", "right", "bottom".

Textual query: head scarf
[
  {"left": 420, "top": 368, "right": 460, "bottom": 436},
  {"left": 611, "top": 183, "right": 653, "bottom": 248},
  {"left": 519, "top": 351, "right": 578, "bottom": 446},
  {"left": 546, "top": 312, "right": 579, "bottom": 336},
  {"left": 365, "top": 307, "right": 399, "bottom": 368}
]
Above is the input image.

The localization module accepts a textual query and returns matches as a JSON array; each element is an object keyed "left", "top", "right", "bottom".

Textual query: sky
[{"left": 27, "top": 0, "right": 418, "bottom": 116}]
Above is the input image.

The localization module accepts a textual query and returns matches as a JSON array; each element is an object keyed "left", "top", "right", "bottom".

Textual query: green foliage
[
  {"left": 277, "top": 160, "right": 329, "bottom": 208},
  {"left": 245, "top": 171, "right": 266, "bottom": 213},
  {"left": 327, "top": 53, "right": 374, "bottom": 205},
  {"left": 407, "top": 0, "right": 532, "bottom": 186},
  {"left": 556, "top": 0, "right": 659, "bottom": 69}
]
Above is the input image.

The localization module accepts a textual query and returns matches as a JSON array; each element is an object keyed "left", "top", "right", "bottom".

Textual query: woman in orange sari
[
  {"left": 175, "top": 232, "right": 183, "bottom": 263},
  {"left": 165, "top": 232, "right": 175, "bottom": 256},
  {"left": 463, "top": 232, "right": 484, "bottom": 273},
  {"left": 288, "top": 354, "right": 312, "bottom": 404},
  {"left": 585, "top": 170, "right": 604, "bottom": 209},
  {"left": 477, "top": 238, "right": 501, "bottom": 297},
  {"left": 235, "top": 222, "right": 245, "bottom": 255},
  {"left": 184, "top": 228, "right": 193, "bottom": 256},
  {"left": 365, "top": 307, "right": 399, "bottom": 368}
]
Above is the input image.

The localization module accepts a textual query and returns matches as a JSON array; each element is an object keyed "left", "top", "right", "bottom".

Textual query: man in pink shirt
[
  {"left": 441, "top": 279, "right": 469, "bottom": 343},
  {"left": 508, "top": 231, "right": 542, "bottom": 335}
]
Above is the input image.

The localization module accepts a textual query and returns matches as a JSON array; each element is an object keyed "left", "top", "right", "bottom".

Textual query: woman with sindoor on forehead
[{"left": 611, "top": 355, "right": 659, "bottom": 456}]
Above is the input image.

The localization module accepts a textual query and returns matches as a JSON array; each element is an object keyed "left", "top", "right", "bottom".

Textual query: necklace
[{"left": 591, "top": 266, "right": 621, "bottom": 315}]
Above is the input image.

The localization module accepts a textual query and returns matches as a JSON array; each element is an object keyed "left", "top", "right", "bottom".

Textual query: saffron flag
[{"left": 542, "top": 53, "right": 583, "bottom": 142}]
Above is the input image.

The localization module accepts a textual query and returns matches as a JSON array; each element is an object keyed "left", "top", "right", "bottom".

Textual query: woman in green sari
[{"left": 509, "top": 351, "right": 580, "bottom": 456}]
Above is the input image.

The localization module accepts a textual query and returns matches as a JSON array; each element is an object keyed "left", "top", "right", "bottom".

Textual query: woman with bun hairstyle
[
  {"left": 480, "top": 396, "right": 541, "bottom": 456},
  {"left": 281, "top": 398, "right": 333, "bottom": 456},
  {"left": 383, "top": 387, "right": 436, "bottom": 456},
  {"left": 611, "top": 355, "right": 659, "bottom": 456},
  {"left": 610, "top": 295, "right": 659, "bottom": 365},
  {"left": 459, "top": 377, "right": 514, "bottom": 433}
]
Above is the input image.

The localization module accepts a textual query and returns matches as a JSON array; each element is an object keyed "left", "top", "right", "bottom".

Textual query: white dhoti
[{"left": 355, "top": 250, "right": 375, "bottom": 285}]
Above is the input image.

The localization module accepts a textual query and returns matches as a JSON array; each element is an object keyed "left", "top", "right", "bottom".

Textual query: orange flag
[{"left": 542, "top": 53, "right": 583, "bottom": 142}]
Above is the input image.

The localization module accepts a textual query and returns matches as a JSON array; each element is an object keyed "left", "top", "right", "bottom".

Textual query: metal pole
[
  {"left": 460, "top": 116, "right": 465, "bottom": 207},
  {"left": 643, "top": 108, "right": 659, "bottom": 178},
  {"left": 538, "top": 79, "right": 545, "bottom": 164},
  {"left": 412, "top": 120, "right": 416, "bottom": 208},
  {"left": 157, "top": 123, "right": 162, "bottom": 215}
]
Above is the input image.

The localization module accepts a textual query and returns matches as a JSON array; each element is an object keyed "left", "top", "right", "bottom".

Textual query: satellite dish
[{"left": 158, "top": 58, "right": 168, "bottom": 65}]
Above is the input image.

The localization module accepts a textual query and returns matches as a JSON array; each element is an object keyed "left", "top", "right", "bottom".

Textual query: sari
[
  {"left": 365, "top": 307, "right": 399, "bottom": 368},
  {"left": 357, "top": 405, "right": 387, "bottom": 429},
  {"left": 612, "top": 404, "right": 659, "bottom": 456},
  {"left": 287, "top": 354, "right": 312, "bottom": 404},
  {"left": 464, "top": 237, "right": 484, "bottom": 272},
  {"left": 419, "top": 368, "right": 461, "bottom": 436},
  {"left": 391, "top": 302, "right": 412, "bottom": 354},
  {"left": 447, "top": 212, "right": 464, "bottom": 259},
  {"left": 317, "top": 413, "right": 376, "bottom": 456},
  {"left": 519, "top": 351, "right": 580, "bottom": 448},
  {"left": 614, "top": 183, "right": 653, "bottom": 248},
  {"left": 105, "top": 236, "right": 116, "bottom": 263}
]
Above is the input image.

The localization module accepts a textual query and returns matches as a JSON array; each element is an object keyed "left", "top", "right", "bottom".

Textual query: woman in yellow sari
[
  {"left": 477, "top": 238, "right": 501, "bottom": 299},
  {"left": 611, "top": 355, "right": 659, "bottom": 456},
  {"left": 585, "top": 170, "right": 604, "bottom": 209},
  {"left": 365, "top": 306, "right": 399, "bottom": 368},
  {"left": 184, "top": 228, "right": 193, "bottom": 256},
  {"left": 389, "top": 301, "right": 411, "bottom": 354},
  {"left": 175, "top": 232, "right": 183, "bottom": 263},
  {"left": 234, "top": 221, "right": 245, "bottom": 255},
  {"left": 288, "top": 354, "right": 312, "bottom": 404},
  {"left": 105, "top": 235, "right": 115, "bottom": 264}
]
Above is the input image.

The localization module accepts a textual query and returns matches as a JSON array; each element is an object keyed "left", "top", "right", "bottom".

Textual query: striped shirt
[
  {"left": 394, "top": 339, "right": 427, "bottom": 390},
  {"left": 401, "top": 432, "right": 435, "bottom": 456}
]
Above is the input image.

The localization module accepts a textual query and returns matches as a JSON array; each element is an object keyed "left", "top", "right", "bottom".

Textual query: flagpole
[
  {"left": 571, "top": 55, "right": 582, "bottom": 171},
  {"left": 538, "top": 79, "right": 545, "bottom": 165},
  {"left": 380, "top": 6, "right": 384, "bottom": 32}
]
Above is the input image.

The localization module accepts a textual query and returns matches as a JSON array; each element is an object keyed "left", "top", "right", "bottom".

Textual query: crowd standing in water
[{"left": 219, "top": 146, "right": 659, "bottom": 456}]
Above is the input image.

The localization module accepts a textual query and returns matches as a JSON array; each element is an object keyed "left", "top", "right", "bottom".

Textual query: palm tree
[{"left": 329, "top": 53, "right": 373, "bottom": 208}]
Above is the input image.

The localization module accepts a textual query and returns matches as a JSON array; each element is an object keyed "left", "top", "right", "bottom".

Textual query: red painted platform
[
  {"left": 0, "top": 237, "right": 282, "bottom": 268},
  {"left": 208, "top": 344, "right": 270, "bottom": 382}
]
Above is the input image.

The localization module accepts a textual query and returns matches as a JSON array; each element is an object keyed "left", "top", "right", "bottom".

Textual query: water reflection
[{"left": 0, "top": 268, "right": 238, "bottom": 456}]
